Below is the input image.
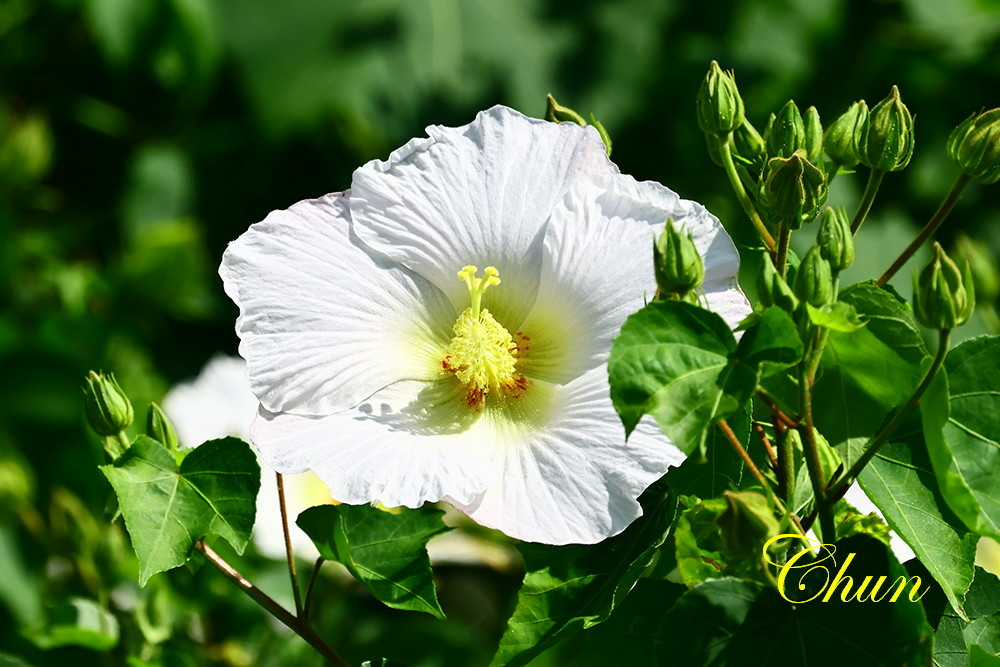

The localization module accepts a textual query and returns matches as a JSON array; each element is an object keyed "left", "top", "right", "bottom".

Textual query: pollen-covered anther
[{"left": 442, "top": 266, "right": 521, "bottom": 406}]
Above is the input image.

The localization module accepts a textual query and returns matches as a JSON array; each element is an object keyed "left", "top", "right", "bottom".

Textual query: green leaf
[
  {"left": 609, "top": 302, "right": 799, "bottom": 455},
  {"left": 927, "top": 335, "right": 1000, "bottom": 542},
  {"left": 658, "top": 536, "right": 934, "bottom": 666},
  {"left": 490, "top": 482, "right": 676, "bottom": 667},
  {"left": 297, "top": 504, "right": 448, "bottom": 619},
  {"left": 25, "top": 597, "right": 119, "bottom": 651},
  {"left": 806, "top": 301, "right": 866, "bottom": 332},
  {"left": 100, "top": 436, "right": 260, "bottom": 586},
  {"left": 813, "top": 281, "right": 928, "bottom": 466},
  {"left": 859, "top": 370, "right": 976, "bottom": 620},
  {"left": 932, "top": 566, "right": 1000, "bottom": 667},
  {"left": 664, "top": 403, "right": 751, "bottom": 499}
]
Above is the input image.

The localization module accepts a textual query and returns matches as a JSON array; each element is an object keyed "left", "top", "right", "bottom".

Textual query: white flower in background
[
  {"left": 162, "top": 355, "right": 330, "bottom": 561},
  {"left": 220, "top": 106, "right": 749, "bottom": 545}
]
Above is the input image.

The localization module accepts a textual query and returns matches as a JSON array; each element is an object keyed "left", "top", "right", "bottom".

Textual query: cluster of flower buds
[
  {"left": 653, "top": 218, "right": 705, "bottom": 302},
  {"left": 758, "top": 150, "right": 828, "bottom": 228},
  {"left": 947, "top": 108, "right": 1000, "bottom": 184},
  {"left": 913, "top": 242, "right": 975, "bottom": 331}
]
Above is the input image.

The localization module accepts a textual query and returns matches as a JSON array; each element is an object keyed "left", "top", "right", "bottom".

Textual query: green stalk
[
  {"left": 849, "top": 168, "right": 885, "bottom": 234},
  {"left": 831, "top": 328, "right": 951, "bottom": 491},
  {"left": 876, "top": 174, "right": 971, "bottom": 286},
  {"left": 276, "top": 472, "right": 304, "bottom": 618},
  {"left": 718, "top": 137, "right": 776, "bottom": 251},
  {"left": 775, "top": 225, "right": 791, "bottom": 278}
]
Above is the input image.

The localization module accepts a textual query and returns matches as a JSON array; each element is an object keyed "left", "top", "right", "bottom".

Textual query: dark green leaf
[
  {"left": 928, "top": 335, "right": 1000, "bottom": 542},
  {"left": 859, "top": 370, "right": 976, "bottom": 620},
  {"left": 490, "top": 482, "right": 676, "bottom": 667},
  {"left": 658, "top": 536, "right": 934, "bottom": 666},
  {"left": 664, "top": 403, "right": 751, "bottom": 499},
  {"left": 297, "top": 504, "right": 448, "bottom": 619},
  {"left": 932, "top": 567, "right": 1000, "bottom": 667},
  {"left": 100, "top": 436, "right": 260, "bottom": 586}
]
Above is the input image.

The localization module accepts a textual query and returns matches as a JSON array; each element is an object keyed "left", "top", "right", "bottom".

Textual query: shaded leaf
[
  {"left": 859, "top": 369, "right": 976, "bottom": 620},
  {"left": 297, "top": 504, "right": 448, "bottom": 619},
  {"left": 658, "top": 536, "right": 934, "bottom": 666},
  {"left": 928, "top": 335, "right": 1000, "bottom": 542},
  {"left": 932, "top": 567, "right": 1000, "bottom": 667},
  {"left": 490, "top": 482, "right": 676, "bottom": 667},
  {"left": 101, "top": 436, "right": 260, "bottom": 585},
  {"left": 25, "top": 597, "right": 119, "bottom": 651}
]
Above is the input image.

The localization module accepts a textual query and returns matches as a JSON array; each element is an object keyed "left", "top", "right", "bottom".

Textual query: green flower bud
[
  {"left": 654, "top": 218, "right": 705, "bottom": 301},
  {"left": 759, "top": 150, "right": 828, "bottom": 228},
  {"left": 697, "top": 61, "right": 745, "bottom": 136},
  {"left": 765, "top": 100, "right": 806, "bottom": 159},
  {"left": 913, "top": 242, "right": 975, "bottom": 330},
  {"left": 146, "top": 402, "right": 180, "bottom": 451},
  {"left": 824, "top": 100, "right": 868, "bottom": 168},
  {"left": 803, "top": 106, "right": 823, "bottom": 164},
  {"left": 947, "top": 108, "right": 1000, "bottom": 184},
  {"left": 83, "top": 371, "right": 134, "bottom": 437},
  {"left": 756, "top": 255, "right": 799, "bottom": 312},
  {"left": 954, "top": 233, "right": 1000, "bottom": 303},
  {"left": 859, "top": 86, "right": 915, "bottom": 172},
  {"left": 717, "top": 490, "right": 781, "bottom": 561},
  {"left": 794, "top": 245, "right": 835, "bottom": 308},
  {"left": 817, "top": 206, "right": 854, "bottom": 273},
  {"left": 733, "top": 118, "right": 766, "bottom": 163}
]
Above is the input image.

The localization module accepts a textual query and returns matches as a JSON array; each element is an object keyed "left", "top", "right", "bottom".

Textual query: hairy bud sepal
[
  {"left": 913, "top": 242, "right": 975, "bottom": 330},
  {"left": 654, "top": 218, "right": 705, "bottom": 302},
  {"left": 697, "top": 61, "right": 745, "bottom": 137},
  {"left": 947, "top": 108, "right": 1000, "bottom": 185},
  {"left": 859, "top": 86, "right": 915, "bottom": 172},
  {"left": 817, "top": 207, "right": 854, "bottom": 273}
]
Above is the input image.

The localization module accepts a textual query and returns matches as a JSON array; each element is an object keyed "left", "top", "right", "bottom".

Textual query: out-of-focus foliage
[{"left": 2, "top": 0, "right": 1000, "bottom": 664}]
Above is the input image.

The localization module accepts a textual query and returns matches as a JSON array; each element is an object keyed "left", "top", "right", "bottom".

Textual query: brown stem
[
  {"left": 276, "top": 472, "right": 304, "bottom": 617},
  {"left": 304, "top": 557, "right": 325, "bottom": 621},
  {"left": 195, "top": 541, "right": 349, "bottom": 667},
  {"left": 757, "top": 392, "right": 799, "bottom": 428},
  {"left": 752, "top": 421, "right": 778, "bottom": 469},
  {"left": 876, "top": 173, "right": 971, "bottom": 286},
  {"left": 717, "top": 418, "right": 769, "bottom": 490}
]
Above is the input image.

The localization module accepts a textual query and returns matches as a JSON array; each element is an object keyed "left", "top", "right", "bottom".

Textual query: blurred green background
[{"left": 2, "top": 0, "right": 999, "bottom": 664}]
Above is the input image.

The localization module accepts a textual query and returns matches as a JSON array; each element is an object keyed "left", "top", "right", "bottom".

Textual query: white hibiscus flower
[
  {"left": 220, "top": 105, "right": 749, "bottom": 545},
  {"left": 162, "top": 355, "right": 331, "bottom": 561}
]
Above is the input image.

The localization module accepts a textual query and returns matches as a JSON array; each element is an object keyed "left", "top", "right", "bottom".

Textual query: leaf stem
[
  {"left": 800, "top": 326, "right": 835, "bottom": 541},
  {"left": 849, "top": 168, "right": 885, "bottom": 234},
  {"left": 775, "top": 419, "right": 794, "bottom": 503},
  {"left": 195, "top": 541, "right": 349, "bottom": 667},
  {"left": 718, "top": 137, "right": 776, "bottom": 251},
  {"left": 276, "top": 472, "right": 304, "bottom": 618},
  {"left": 876, "top": 173, "right": 971, "bottom": 286},
  {"left": 717, "top": 418, "right": 769, "bottom": 490},
  {"left": 303, "top": 557, "right": 325, "bottom": 621},
  {"left": 830, "top": 328, "right": 951, "bottom": 493},
  {"left": 752, "top": 421, "right": 778, "bottom": 469}
]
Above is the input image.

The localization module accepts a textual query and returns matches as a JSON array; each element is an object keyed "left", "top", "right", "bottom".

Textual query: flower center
[{"left": 441, "top": 266, "right": 525, "bottom": 407}]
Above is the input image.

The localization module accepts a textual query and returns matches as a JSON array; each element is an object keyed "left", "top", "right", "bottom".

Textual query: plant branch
[
  {"left": 717, "top": 418, "right": 769, "bottom": 490},
  {"left": 752, "top": 421, "right": 778, "bottom": 469},
  {"left": 276, "top": 472, "right": 304, "bottom": 618},
  {"left": 718, "top": 137, "right": 776, "bottom": 251},
  {"left": 195, "top": 541, "right": 349, "bottom": 667},
  {"left": 775, "top": 225, "right": 791, "bottom": 278},
  {"left": 304, "top": 557, "right": 325, "bottom": 621},
  {"left": 831, "top": 328, "right": 951, "bottom": 492},
  {"left": 850, "top": 168, "right": 885, "bottom": 234},
  {"left": 876, "top": 173, "right": 971, "bottom": 286}
]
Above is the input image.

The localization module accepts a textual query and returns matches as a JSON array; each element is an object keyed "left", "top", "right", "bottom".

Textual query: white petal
[
  {"left": 447, "top": 367, "right": 684, "bottom": 544},
  {"left": 162, "top": 355, "right": 259, "bottom": 447},
  {"left": 348, "top": 106, "right": 617, "bottom": 326},
  {"left": 220, "top": 193, "right": 456, "bottom": 414},
  {"left": 515, "top": 174, "right": 750, "bottom": 383},
  {"left": 251, "top": 379, "right": 501, "bottom": 508}
]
